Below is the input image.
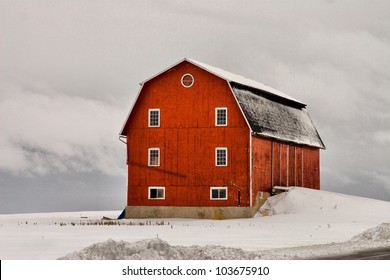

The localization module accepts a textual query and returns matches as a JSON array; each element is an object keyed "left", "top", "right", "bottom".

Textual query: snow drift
[
  {"left": 59, "top": 223, "right": 390, "bottom": 260},
  {"left": 57, "top": 188, "right": 390, "bottom": 260},
  {"left": 2, "top": 187, "right": 389, "bottom": 259},
  {"left": 259, "top": 187, "right": 390, "bottom": 221},
  {"left": 58, "top": 238, "right": 258, "bottom": 260},
  {"left": 352, "top": 223, "right": 390, "bottom": 242}
]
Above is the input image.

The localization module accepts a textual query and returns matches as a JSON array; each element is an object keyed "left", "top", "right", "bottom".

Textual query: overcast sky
[{"left": 1, "top": 0, "right": 390, "bottom": 214}]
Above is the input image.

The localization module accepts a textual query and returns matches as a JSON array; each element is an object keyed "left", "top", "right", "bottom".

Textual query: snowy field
[{"left": 1, "top": 187, "right": 389, "bottom": 260}]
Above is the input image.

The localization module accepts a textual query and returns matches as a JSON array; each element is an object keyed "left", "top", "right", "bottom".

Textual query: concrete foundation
[{"left": 125, "top": 192, "right": 269, "bottom": 219}]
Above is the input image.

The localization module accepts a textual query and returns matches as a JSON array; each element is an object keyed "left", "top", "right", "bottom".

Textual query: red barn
[{"left": 120, "top": 58, "right": 325, "bottom": 219}]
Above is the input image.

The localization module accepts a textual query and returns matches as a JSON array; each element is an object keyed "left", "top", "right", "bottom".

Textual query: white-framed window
[
  {"left": 181, "top": 73, "right": 194, "bottom": 88},
  {"left": 210, "top": 187, "right": 228, "bottom": 200},
  {"left": 215, "top": 107, "right": 227, "bottom": 126},
  {"left": 148, "top": 148, "right": 160, "bottom": 166},
  {"left": 215, "top": 147, "right": 228, "bottom": 166},
  {"left": 148, "top": 186, "right": 165, "bottom": 200},
  {"left": 148, "top": 109, "right": 160, "bottom": 127}
]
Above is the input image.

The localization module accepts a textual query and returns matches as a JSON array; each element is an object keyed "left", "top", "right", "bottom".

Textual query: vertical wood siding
[
  {"left": 125, "top": 61, "right": 250, "bottom": 207},
  {"left": 251, "top": 136, "right": 320, "bottom": 203}
]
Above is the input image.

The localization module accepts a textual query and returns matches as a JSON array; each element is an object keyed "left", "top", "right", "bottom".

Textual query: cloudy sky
[{"left": 1, "top": 0, "right": 389, "bottom": 214}]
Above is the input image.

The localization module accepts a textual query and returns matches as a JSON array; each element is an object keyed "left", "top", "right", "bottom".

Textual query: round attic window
[{"left": 181, "top": 74, "right": 194, "bottom": 88}]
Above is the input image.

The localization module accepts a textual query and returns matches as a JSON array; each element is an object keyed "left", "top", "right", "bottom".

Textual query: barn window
[
  {"left": 181, "top": 73, "right": 194, "bottom": 88},
  {"left": 210, "top": 187, "right": 227, "bottom": 200},
  {"left": 148, "top": 109, "right": 160, "bottom": 127},
  {"left": 215, "top": 107, "right": 228, "bottom": 126},
  {"left": 148, "top": 186, "right": 165, "bottom": 199},
  {"left": 215, "top": 147, "right": 228, "bottom": 166},
  {"left": 148, "top": 148, "right": 160, "bottom": 166}
]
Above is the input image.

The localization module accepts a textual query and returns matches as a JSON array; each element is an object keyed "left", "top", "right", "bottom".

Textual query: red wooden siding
[
  {"left": 251, "top": 137, "right": 273, "bottom": 195},
  {"left": 302, "top": 147, "right": 320, "bottom": 189},
  {"left": 251, "top": 136, "right": 320, "bottom": 203},
  {"left": 280, "top": 144, "right": 288, "bottom": 186},
  {"left": 288, "top": 146, "right": 295, "bottom": 186},
  {"left": 125, "top": 61, "right": 251, "bottom": 207}
]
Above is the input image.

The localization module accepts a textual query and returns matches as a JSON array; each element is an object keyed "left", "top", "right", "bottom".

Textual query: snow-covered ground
[{"left": 1, "top": 187, "right": 389, "bottom": 259}]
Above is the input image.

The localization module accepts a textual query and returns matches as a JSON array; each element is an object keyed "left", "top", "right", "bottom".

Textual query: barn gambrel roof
[
  {"left": 231, "top": 83, "right": 325, "bottom": 148},
  {"left": 186, "top": 58, "right": 305, "bottom": 106},
  {"left": 120, "top": 58, "right": 325, "bottom": 149}
]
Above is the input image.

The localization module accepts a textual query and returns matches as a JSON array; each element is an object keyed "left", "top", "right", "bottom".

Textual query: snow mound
[
  {"left": 58, "top": 238, "right": 258, "bottom": 260},
  {"left": 3, "top": 187, "right": 390, "bottom": 260},
  {"left": 59, "top": 223, "right": 390, "bottom": 260},
  {"left": 259, "top": 187, "right": 390, "bottom": 220},
  {"left": 351, "top": 223, "right": 390, "bottom": 242},
  {"left": 259, "top": 187, "right": 346, "bottom": 215},
  {"left": 58, "top": 238, "right": 182, "bottom": 260}
]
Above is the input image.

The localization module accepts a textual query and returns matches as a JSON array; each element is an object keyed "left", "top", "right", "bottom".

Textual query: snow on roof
[
  {"left": 231, "top": 85, "right": 325, "bottom": 148},
  {"left": 186, "top": 59, "right": 323, "bottom": 148},
  {"left": 186, "top": 58, "right": 305, "bottom": 105},
  {"left": 140, "top": 58, "right": 304, "bottom": 105}
]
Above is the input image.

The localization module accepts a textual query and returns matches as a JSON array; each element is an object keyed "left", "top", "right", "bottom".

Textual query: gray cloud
[
  {"left": 1, "top": 0, "right": 390, "bottom": 213},
  {"left": 0, "top": 81, "right": 126, "bottom": 176}
]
